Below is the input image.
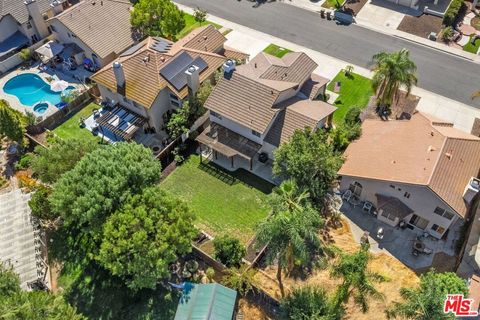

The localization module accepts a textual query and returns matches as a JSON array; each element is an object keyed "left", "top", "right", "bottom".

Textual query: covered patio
[
  {"left": 196, "top": 123, "right": 262, "bottom": 171},
  {"left": 95, "top": 105, "right": 147, "bottom": 141}
]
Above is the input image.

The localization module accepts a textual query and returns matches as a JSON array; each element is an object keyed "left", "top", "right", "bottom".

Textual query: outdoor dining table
[{"left": 413, "top": 240, "right": 425, "bottom": 252}]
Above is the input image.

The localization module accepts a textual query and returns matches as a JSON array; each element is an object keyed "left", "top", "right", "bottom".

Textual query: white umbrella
[{"left": 50, "top": 80, "right": 69, "bottom": 92}]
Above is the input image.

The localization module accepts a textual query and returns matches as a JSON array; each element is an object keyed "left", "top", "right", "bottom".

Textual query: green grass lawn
[
  {"left": 177, "top": 13, "right": 222, "bottom": 39},
  {"left": 263, "top": 44, "right": 293, "bottom": 58},
  {"left": 463, "top": 35, "right": 480, "bottom": 54},
  {"left": 161, "top": 155, "right": 273, "bottom": 243},
  {"left": 52, "top": 102, "right": 101, "bottom": 143},
  {"left": 326, "top": 71, "right": 374, "bottom": 124}
]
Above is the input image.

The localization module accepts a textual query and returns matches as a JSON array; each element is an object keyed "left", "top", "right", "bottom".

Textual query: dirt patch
[
  {"left": 397, "top": 14, "right": 443, "bottom": 38},
  {"left": 362, "top": 91, "right": 420, "bottom": 121},
  {"left": 472, "top": 16, "right": 480, "bottom": 31},
  {"left": 344, "top": 0, "right": 369, "bottom": 15},
  {"left": 415, "top": 251, "right": 456, "bottom": 274},
  {"left": 255, "top": 220, "right": 420, "bottom": 319},
  {"left": 238, "top": 298, "right": 272, "bottom": 320}
]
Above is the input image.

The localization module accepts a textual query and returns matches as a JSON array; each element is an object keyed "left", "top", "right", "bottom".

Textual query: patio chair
[
  {"left": 423, "top": 247, "right": 433, "bottom": 255},
  {"left": 362, "top": 201, "right": 373, "bottom": 213},
  {"left": 342, "top": 189, "right": 352, "bottom": 201}
]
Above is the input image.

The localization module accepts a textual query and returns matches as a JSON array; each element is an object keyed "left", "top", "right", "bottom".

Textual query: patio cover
[
  {"left": 0, "top": 31, "right": 29, "bottom": 58},
  {"left": 96, "top": 105, "right": 147, "bottom": 140},
  {"left": 35, "top": 41, "right": 64, "bottom": 62},
  {"left": 376, "top": 194, "right": 413, "bottom": 220},
  {"left": 196, "top": 123, "right": 261, "bottom": 160},
  {"left": 174, "top": 283, "right": 237, "bottom": 320}
]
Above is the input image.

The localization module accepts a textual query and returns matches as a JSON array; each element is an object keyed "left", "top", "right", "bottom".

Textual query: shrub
[
  {"left": 205, "top": 267, "right": 215, "bottom": 283},
  {"left": 19, "top": 49, "right": 31, "bottom": 62},
  {"left": 15, "top": 171, "right": 37, "bottom": 190},
  {"left": 15, "top": 153, "right": 33, "bottom": 171},
  {"left": 29, "top": 185, "right": 56, "bottom": 221},
  {"left": 280, "top": 286, "right": 342, "bottom": 320},
  {"left": 443, "top": 0, "right": 465, "bottom": 26},
  {"left": 213, "top": 235, "right": 246, "bottom": 267},
  {"left": 344, "top": 107, "right": 362, "bottom": 125},
  {"left": 441, "top": 26, "right": 454, "bottom": 41}
]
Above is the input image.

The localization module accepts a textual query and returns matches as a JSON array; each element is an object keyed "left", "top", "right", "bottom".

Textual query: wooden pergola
[
  {"left": 96, "top": 105, "right": 147, "bottom": 140},
  {"left": 196, "top": 123, "right": 261, "bottom": 170}
]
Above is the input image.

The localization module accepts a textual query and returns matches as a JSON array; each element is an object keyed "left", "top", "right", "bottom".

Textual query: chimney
[
  {"left": 50, "top": 0, "right": 64, "bottom": 15},
  {"left": 24, "top": 0, "right": 49, "bottom": 40},
  {"left": 185, "top": 65, "right": 200, "bottom": 101},
  {"left": 112, "top": 62, "right": 126, "bottom": 95},
  {"left": 222, "top": 59, "right": 235, "bottom": 76},
  {"left": 464, "top": 177, "right": 480, "bottom": 205}
]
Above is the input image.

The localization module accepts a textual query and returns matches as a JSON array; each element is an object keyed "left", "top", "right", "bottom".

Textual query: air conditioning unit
[{"left": 463, "top": 177, "right": 480, "bottom": 205}]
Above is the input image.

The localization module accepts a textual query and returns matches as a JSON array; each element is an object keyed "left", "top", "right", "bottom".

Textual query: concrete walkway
[{"left": 177, "top": 3, "right": 480, "bottom": 133}]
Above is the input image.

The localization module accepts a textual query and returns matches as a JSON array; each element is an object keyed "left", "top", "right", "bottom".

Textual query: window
[
  {"left": 434, "top": 207, "right": 454, "bottom": 220},
  {"left": 409, "top": 214, "right": 429, "bottom": 230},
  {"left": 26, "top": 21, "right": 32, "bottom": 29},
  {"left": 170, "top": 100, "right": 180, "bottom": 107},
  {"left": 381, "top": 209, "right": 396, "bottom": 222},
  {"left": 404, "top": 192, "right": 411, "bottom": 199},
  {"left": 169, "top": 93, "right": 179, "bottom": 100},
  {"left": 389, "top": 185, "right": 395, "bottom": 189},
  {"left": 210, "top": 111, "right": 222, "bottom": 119},
  {"left": 251, "top": 130, "right": 261, "bottom": 137},
  {"left": 349, "top": 181, "right": 363, "bottom": 197},
  {"left": 431, "top": 224, "right": 446, "bottom": 235},
  {"left": 49, "top": 25, "right": 56, "bottom": 32}
]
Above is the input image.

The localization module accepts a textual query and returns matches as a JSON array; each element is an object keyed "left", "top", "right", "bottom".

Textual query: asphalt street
[{"left": 176, "top": 0, "right": 480, "bottom": 108}]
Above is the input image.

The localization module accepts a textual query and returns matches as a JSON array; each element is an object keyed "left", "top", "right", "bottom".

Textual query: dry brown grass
[
  {"left": 238, "top": 298, "right": 271, "bottom": 320},
  {"left": 255, "top": 220, "right": 420, "bottom": 319}
]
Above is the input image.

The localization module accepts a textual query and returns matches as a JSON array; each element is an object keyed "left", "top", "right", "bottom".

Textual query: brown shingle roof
[
  {"left": 221, "top": 45, "right": 249, "bottom": 61},
  {"left": 175, "top": 24, "right": 226, "bottom": 53},
  {"left": 264, "top": 97, "right": 336, "bottom": 146},
  {"left": 260, "top": 52, "right": 318, "bottom": 83},
  {"left": 91, "top": 40, "right": 225, "bottom": 108},
  {"left": 339, "top": 112, "right": 480, "bottom": 218},
  {"left": 49, "top": 0, "right": 135, "bottom": 59},
  {"left": 206, "top": 72, "right": 280, "bottom": 133},
  {"left": 300, "top": 73, "right": 329, "bottom": 100}
]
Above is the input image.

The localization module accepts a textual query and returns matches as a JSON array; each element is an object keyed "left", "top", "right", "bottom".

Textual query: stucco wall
[
  {"left": 339, "top": 176, "right": 459, "bottom": 238},
  {"left": 209, "top": 113, "right": 264, "bottom": 144},
  {"left": 147, "top": 89, "right": 171, "bottom": 132}
]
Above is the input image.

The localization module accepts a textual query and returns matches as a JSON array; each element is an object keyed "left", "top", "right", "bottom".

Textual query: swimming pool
[{"left": 3, "top": 73, "right": 73, "bottom": 107}]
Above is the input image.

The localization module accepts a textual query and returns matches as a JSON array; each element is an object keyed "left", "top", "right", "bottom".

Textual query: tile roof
[
  {"left": 48, "top": 0, "right": 135, "bottom": 59},
  {"left": 91, "top": 34, "right": 226, "bottom": 108},
  {"left": 264, "top": 97, "right": 336, "bottom": 146},
  {"left": 300, "top": 73, "right": 330, "bottom": 100},
  {"left": 1, "top": 0, "right": 51, "bottom": 24},
  {"left": 205, "top": 51, "right": 324, "bottom": 135},
  {"left": 339, "top": 112, "right": 480, "bottom": 218},
  {"left": 174, "top": 24, "right": 226, "bottom": 52}
]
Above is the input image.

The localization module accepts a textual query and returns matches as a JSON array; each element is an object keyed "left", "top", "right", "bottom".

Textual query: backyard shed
[{"left": 174, "top": 283, "right": 237, "bottom": 320}]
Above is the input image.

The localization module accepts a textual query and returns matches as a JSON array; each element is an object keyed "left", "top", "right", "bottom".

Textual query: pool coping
[{"left": 0, "top": 65, "right": 85, "bottom": 120}]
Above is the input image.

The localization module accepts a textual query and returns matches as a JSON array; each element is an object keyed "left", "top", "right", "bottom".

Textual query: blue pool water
[{"left": 3, "top": 73, "right": 73, "bottom": 107}]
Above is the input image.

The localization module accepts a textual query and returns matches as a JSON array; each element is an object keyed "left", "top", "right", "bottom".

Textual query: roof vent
[
  {"left": 143, "top": 54, "right": 150, "bottom": 63},
  {"left": 430, "top": 131, "right": 434, "bottom": 136},
  {"left": 254, "top": 63, "right": 257, "bottom": 68},
  {"left": 445, "top": 152, "right": 452, "bottom": 160},
  {"left": 91, "top": 0, "right": 95, "bottom": 5},
  {"left": 203, "top": 36, "right": 207, "bottom": 40},
  {"left": 160, "top": 56, "right": 165, "bottom": 62},
  {"left": 428, "top": 145, "right": 436, "bottom": 152}
]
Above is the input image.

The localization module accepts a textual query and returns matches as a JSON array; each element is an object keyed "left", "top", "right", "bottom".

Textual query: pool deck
[{"left": 0, "top": 63, "right": 91, "bottom": 119}]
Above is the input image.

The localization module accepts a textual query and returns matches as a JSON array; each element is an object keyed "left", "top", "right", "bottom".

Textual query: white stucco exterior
[{"left": 339, "top": 175, "right": 461, "bottom": 239}]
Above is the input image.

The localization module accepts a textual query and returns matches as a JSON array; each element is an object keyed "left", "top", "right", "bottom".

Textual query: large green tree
[
  {"left": 330, "top": 244, "right": 386, "bottom": 313},
  {"left": 31, "top": 138, "right": 98, "bottom": 184},
  {"left": 130, "top": 0, "right": 185, "bottom": 38},
  {"left": 97, "top": 186, "right": 196, "bottom": 290},
  {"left": 280, "top": 285, "right": 343, "bottom": 320},
  {"left": 387, "top": 271, "right": 468, "bottom": 320},
  {"left": 255, "top": 204, "right": 324, "bottom": 297},
  {"left": 0, "top": 263, "right": 84, "bottom": 320},
  {"left": 273, "top": 128, "right": 343, "bottom": 202},
  {"left": 49, "top": 142, "right": 161, "bottom": 263},
  {"left": 0, "top": 100, "right": 27, "bottom": 147},
  {"left": 28, "top": 185, "right": 56, "bottom": 221},
  {"left": 372, "top": 49, "right": 417, "bottom": 107}
]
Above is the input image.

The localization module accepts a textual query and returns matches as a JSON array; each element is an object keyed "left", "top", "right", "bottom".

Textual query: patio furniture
[
  {"left": 413, "top": 239, "right": 425, "bottom": 252},
  {"left": 423, "top": 247, "right": 433, "bottom": 255},
  {"left": 362, "top": 201, "right": 373, "bottom": 213},
  {"left": 334, "top": 81, "right": 341, "bottom": 93},
  {"left": 342, "top": 189, "right": 352, "bottom": 201},
  {"left": 376, "top": 227, "right": 384, "bottom": 240}
]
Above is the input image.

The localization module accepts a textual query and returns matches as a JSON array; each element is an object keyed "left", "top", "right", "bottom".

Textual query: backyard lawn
[
  {"left": 263, "top": 44, "right": 292, "bottom": 58},
  {"left": 463, "top": 35, "right": 480, "bottom": 54},
  {"left": 326, "top": 70, "right": 374, "bottom": 124},
  {"left": 52, "top": 102, "right": 100, "bottom": 143},
  {"left": 161, "top": 155, "right": 273, "bottom": 243},
  {"left": 177, "top": 13, "right": 222, "bottom": 39}
]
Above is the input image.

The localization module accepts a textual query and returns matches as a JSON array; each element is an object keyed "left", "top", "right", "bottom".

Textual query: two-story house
[
  {"left": 338, "top": 112, "right": 480, "bottom": 239},
  {"left": 196, "top": 51, "right": 336, "bottom": 173},
  {"left": 47, "top": 0, "right": 137, "bottom": 69},
  {"left": 0, "top": 0, "right": 65, "bottom": 65},
  {"left": 90, "top": 25, "right": 248, "bottom": 139}
]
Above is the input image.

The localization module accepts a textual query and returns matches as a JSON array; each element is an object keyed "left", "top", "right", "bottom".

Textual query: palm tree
[
  {"left": 269, "top": 180, "right": 310, "bottom": 214},
  {"left": 330, "top": 244, "right": 386, "bottom": 313},
  {"left": 372, "top": 49, "right": 417, "bottom": 108},
  {"left": 255, "top": 205, "right": 323, "bottom": 298},
  {"left": 222, "top": 265, "right": 257, "bottom": 296}
]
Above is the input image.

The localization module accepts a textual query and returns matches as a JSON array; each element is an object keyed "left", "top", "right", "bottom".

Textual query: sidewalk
[
  {"left": 176, "top": 2, "right": 480, "bottom": 133},
  {"left": 279, "top": 0, "right": 480, "bottom": 63}
]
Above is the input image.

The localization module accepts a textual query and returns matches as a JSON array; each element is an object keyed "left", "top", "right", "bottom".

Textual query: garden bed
[
  {"left": 160, "top": 155, "right": 273, "bottom": 244},
  {"left": 321, "top": 0, "right": 346, "bottom": 9},
  {"left": 326, "top": 71, "right": 374, "bottom": 124},
  {"left": 397, "top": 14, "right": 443, "bottom": 38},
  {"left": 463, "top": 35, "right": 480, "bottom": 53}
]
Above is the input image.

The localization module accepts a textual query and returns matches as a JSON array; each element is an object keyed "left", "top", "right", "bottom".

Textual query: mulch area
[
  {"left": 343, "top": 0, "right": 369, "bottom": 15},
  {"left": 397, "top": 14, "right": 443, "bottom": 38},
  {"left": 361, "top": 91, "right": 420, "bottom": 121}
]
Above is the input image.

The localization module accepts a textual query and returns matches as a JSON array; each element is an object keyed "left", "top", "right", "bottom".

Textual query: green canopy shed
[{"left": 174, "top": 283, "right": 237, "bottom": 320}]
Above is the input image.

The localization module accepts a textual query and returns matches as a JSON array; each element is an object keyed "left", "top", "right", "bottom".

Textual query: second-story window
[
  {"left": 210, "top": 111, "right": 222, "bottom": 119},
  {"left": 251, "top": 130, "right": 261, "bottom": 137}
]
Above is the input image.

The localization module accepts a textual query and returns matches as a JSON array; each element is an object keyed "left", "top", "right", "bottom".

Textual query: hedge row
[{"left": 443, "top": 0, "right": 465, "bottom": 26}]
